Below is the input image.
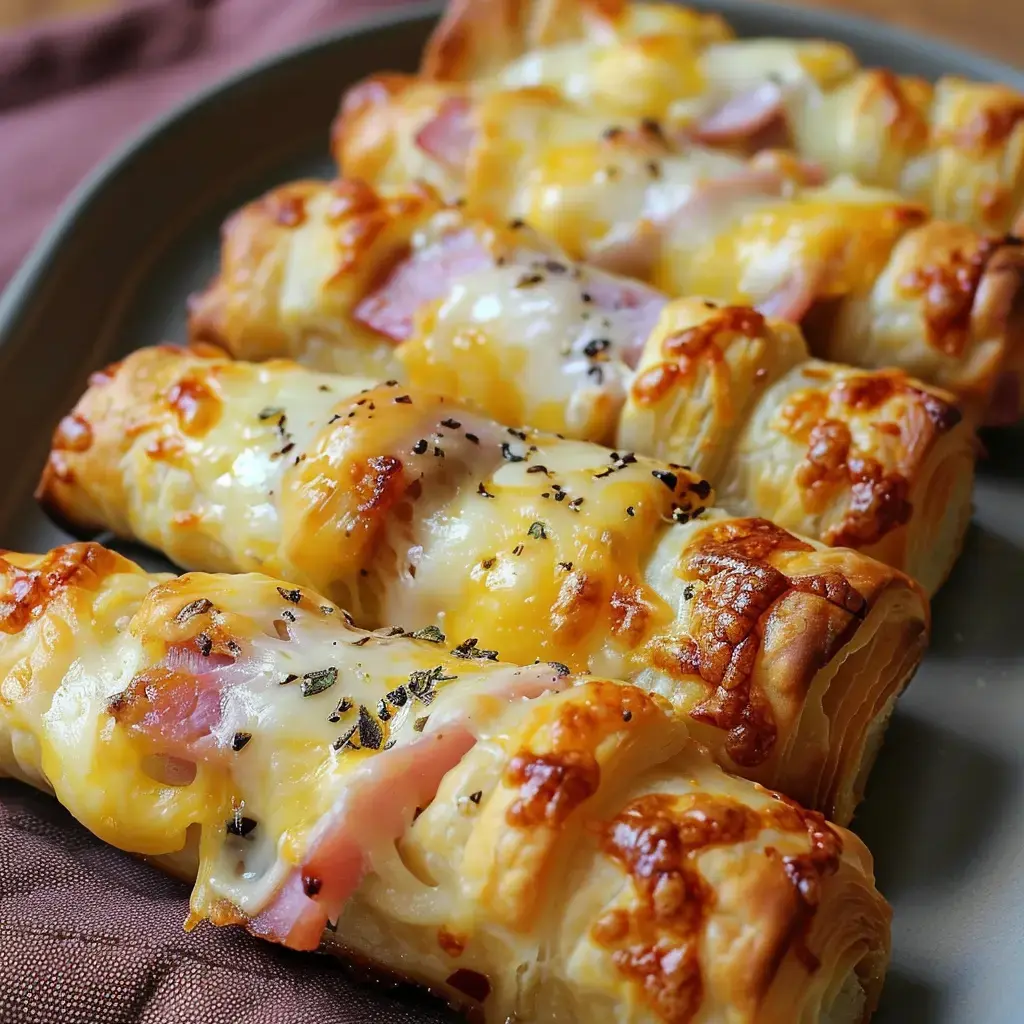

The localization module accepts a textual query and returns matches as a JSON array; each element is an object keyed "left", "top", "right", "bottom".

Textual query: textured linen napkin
[
  {"left": 0, "top": 2, "right": 457, "bottom": 1021},
  {"left": 0, "top": 0, "right": 411, "bottom": 289}
]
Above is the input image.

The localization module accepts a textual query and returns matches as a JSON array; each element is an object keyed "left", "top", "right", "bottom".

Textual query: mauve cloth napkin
[
  {"left": 0, "top": 0, "right": 411, "bottom": 289},
  {"left": 0, "top": 2, "right": 460, "bottom": 1021}
]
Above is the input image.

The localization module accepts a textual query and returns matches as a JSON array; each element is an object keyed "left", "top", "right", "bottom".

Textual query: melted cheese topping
[
  {"left": 0, "top": 546, "right": 571, "bottom": 929},
  {"left": 658, "top": 178, "right": 926, "bottom": 301},
  {"left": 492, "top": 33, "right": 856, "bottom": 127},
  {"left": 401, "top": 261, "right": 662, "bottom": 442},
  {"left": 44, "top": 348, "right": 934, "bottom": 821},
  {"left": 0, "top": 555, "right": 893, "bottom": 1023}
]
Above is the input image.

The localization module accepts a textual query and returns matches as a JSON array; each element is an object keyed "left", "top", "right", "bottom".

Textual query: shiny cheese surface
[
  {"left": 189, "top": 178, "right": 974, "bottom": 590},
  {"left": 0, "top": 543, "right": 570, "bottom": 924},
  {"left": 421, "top": 0, "right": 1024, "bottom": 233},
  {"left": 0, "top": 544, "right": 892, "bottom": 1023},
  {"left": 333, "top": 77, "right": 1024, "bottom": 425},
  {"left": 655, "top": 178, "right": 928, "bottom": 302},
  {"left": 39, "top": 347, "right": 931, "bottom": 822}
]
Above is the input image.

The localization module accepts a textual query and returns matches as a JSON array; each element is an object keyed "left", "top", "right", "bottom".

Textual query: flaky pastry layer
[
  {"left": 189, "top": 177, "right": 974, "bottom": 589},
  {"left": 422, "top": 0, "right": 1024, "bottom": 235},
  {"left": 38, "top": 347, "right": 929, "bottom": 822},
  {"left": 332, "top": 75, "right": 1024, "bottom": 426}
]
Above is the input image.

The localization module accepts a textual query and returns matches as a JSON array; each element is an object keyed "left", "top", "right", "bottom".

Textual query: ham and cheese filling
[
  {"left": 14, "top": 546, "right": 572, "bottom": 951},
  {"left": 0, "top": 543, "right": 894, "bottom": 1024},
  {"left": 332, "top": 77, "right": 1024, "bottom": 425},
  {"left": 38, "top": 348, "right": 933, "bottom": 822}
]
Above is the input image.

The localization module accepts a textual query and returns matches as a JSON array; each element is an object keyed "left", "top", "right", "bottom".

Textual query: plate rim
[{"left": 2, "top": 0, "right": 1023, "bottom": 354}]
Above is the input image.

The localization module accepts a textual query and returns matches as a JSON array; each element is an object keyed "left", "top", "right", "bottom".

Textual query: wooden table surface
[{"left": 3, "top": 0, "right": 1021, "bottom": 67}]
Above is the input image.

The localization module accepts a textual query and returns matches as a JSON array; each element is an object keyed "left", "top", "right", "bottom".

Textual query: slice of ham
[
  {"left": 111, "top": 642, "right": 245, "bottom": 759},
  {"left": 354, "top": 227, "right": 493, "bottom": 342},
  {"left": 580, "top": 268, "right": 668, "bottom": 368},
  {"left": 756, "top": 267, "right": 823, "bottom": 324},
  {"left": 414, "top": 96, "right": 476, "bottom": 169},
  {"left": 249, "top": 664, "right": 572, "bottom": 950},
  {"left": 589, "top": 168, "right": 790, "bottom": 283},
  {"left": 690, "top": 81, "right": 789, "bottom": 147},
  {"left": 112, "top": 668, "right": 226, "bottom": 754}
]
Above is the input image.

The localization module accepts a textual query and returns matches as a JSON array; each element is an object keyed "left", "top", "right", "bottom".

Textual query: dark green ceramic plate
[{"left": 0, "top": 3, "right": 1021, "bottom": 1021}]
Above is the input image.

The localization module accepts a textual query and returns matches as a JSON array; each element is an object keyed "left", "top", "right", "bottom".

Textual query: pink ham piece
[
  {"left": 690, "top": 81, "right": 789, "bottom": 147},
  {"left": 580, "top": 267, "right": 668, "bottom": 368},
  {"left": 354, "top": 227, "right": 493, "bottom": 342},
  {"left": 414, "top": 95, "right": 476, "bottom": 169},
  {"left": 755, "top": 267, "right": 823, "bottom": 324},
  {"left": 249, "top": 664, "right": 573, "bottom": 950},
  {"left": 110, "top": 643, "right": 240, "bottom": 758},
  {"left": 589, "top": 168, "right": 791, "bottom": 281}
]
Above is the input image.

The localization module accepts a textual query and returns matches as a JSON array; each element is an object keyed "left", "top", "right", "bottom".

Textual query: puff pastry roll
[
  {"left": 189, "top": 179, "right": 973, "bottom": 592},
  {"left": 422, "top": 0, "right": 1024, "bottom": 234},
  {"left": 333, "top": 76, "right": 1024, "bottom": 425},
  {"left": 38, "top": 346, "right": 929, "bottom": 822},
  {"left": 0, "top": 542, "right": 891, "bottom": 1022}
]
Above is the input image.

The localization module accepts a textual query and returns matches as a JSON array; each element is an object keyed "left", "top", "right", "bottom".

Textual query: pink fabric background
[{"left": 0, "top": 0, "right": 410, "bottom": 288}]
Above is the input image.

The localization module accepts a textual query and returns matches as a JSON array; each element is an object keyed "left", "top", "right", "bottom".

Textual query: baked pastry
[
  {"left": 332, "top": 76, "right": 1024, "bottom": 426},
  {"left": 0, "top": 542, "right": 892, "bottom": 1022},
  {"left": 422, "top": 0, "right": 1024, "bottom": 234},
  {"left": 189, "top": 178, "right": 974, "bottom": 592},
  {"left": 37, "top": 346, "right": 930, "bottom": 823}
]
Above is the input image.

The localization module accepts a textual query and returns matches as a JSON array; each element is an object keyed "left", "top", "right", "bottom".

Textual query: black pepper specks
[
  {"left": 652, "top": 469, "right": 678, "bottom": 491},
  {"left": 500, "top": 442, "right": 525, "bottom": 463},
  {"left": 226, "top": 811, "right": 257, "bottom": 838},
  {"left": 478, "top": 482, "right": 495, "bottom": 498},
  {"left": 328, "top": 697, "right": 354, "bottom": 723},
  {"left": 528, "top": 522, "right": 548, "bottom": 540},
  {"left": 515, "top": 273, "right": 544, "bottom": 288},
  {"left": 231, "top": 732, "right": 252, "bottom": 752},
  {"left": 412, "top": 438, "right": 428, "bottom": 455}
]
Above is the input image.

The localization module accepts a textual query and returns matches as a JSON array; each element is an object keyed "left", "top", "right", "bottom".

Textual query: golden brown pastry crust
[
  {"left": 422, "top": 0, "right": 732, "bottom": 82},
  {"left": 619, "top": 299, "right": 974, "bottom": 595},
  {"left": 38, "top": 346, "right": 929, "bottom": 823},
  {"left": 185, "top": 177, "right": 974, "bottom": 591},
  {"left": 418, "top": 0, "right": 1024, "bottom": 233},
  {"left": 0, "top": 545, "right": 892, "bottom": 1022},
  {"left": 332, "top": 75, "right": 1024, "bottom": 425}
]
